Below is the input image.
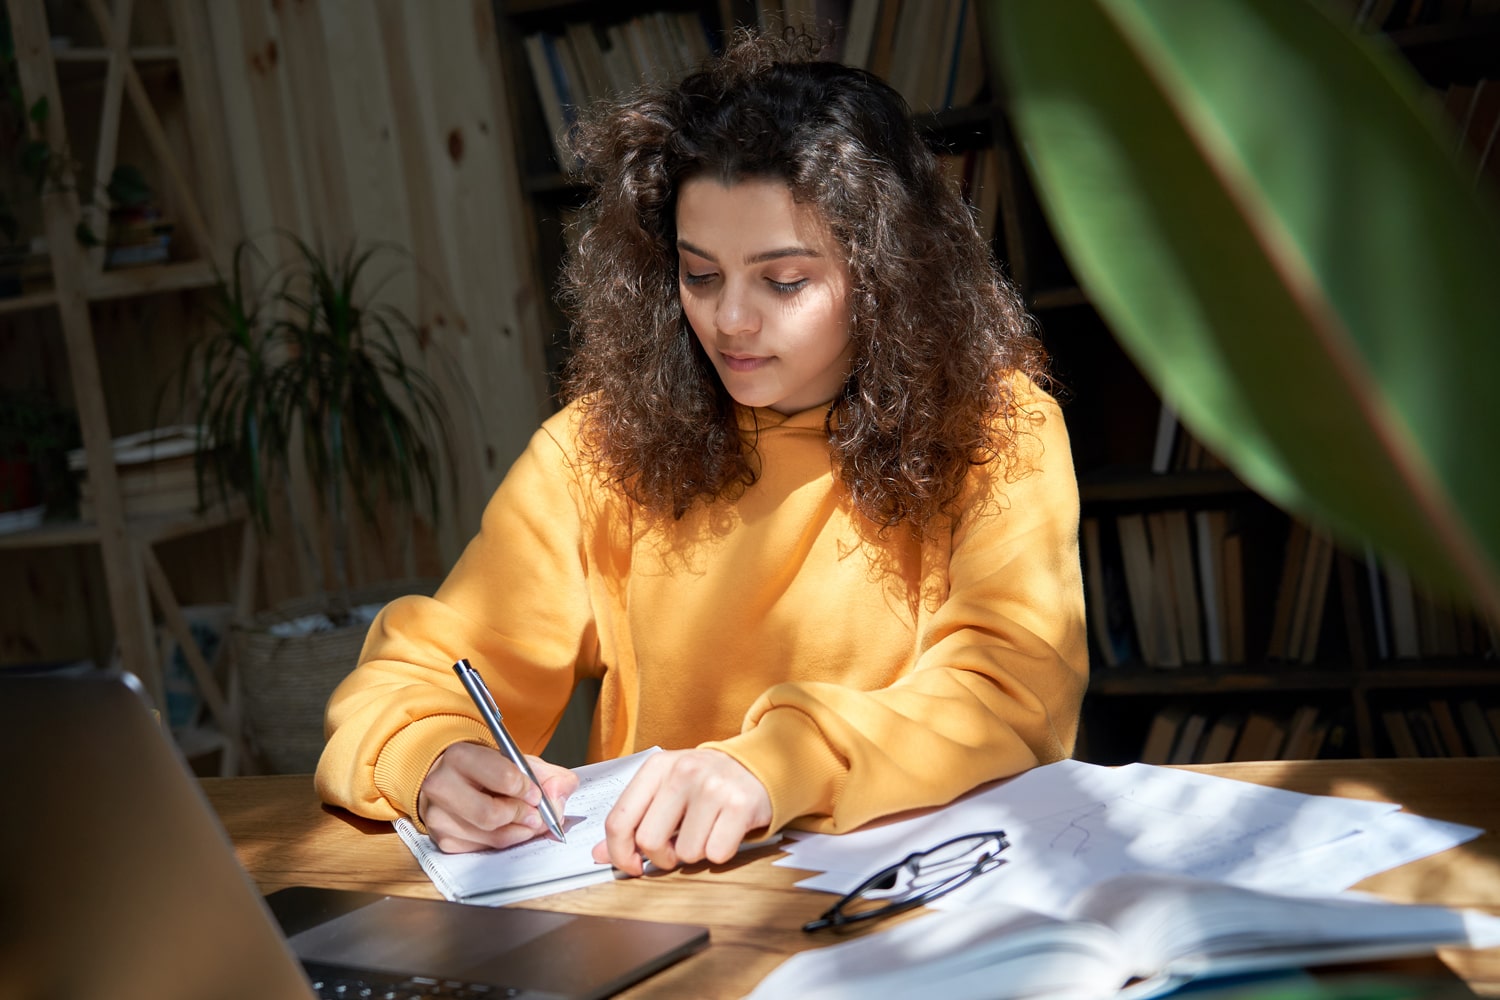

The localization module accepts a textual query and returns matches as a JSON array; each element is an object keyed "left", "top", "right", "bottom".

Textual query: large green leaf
[{"left": 988, "top": 0, "right": 1500, "bottom": 621}]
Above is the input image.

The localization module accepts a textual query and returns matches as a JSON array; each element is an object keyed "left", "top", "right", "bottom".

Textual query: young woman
[{"left": 316, "top": 30, "right": 1088, "bottom": 877}]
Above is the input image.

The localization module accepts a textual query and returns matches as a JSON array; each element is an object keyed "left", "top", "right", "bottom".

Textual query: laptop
[{"left": 0, "top": 671, "right": 708, "bottom": 1000}]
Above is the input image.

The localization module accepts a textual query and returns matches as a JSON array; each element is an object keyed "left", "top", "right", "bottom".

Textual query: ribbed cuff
[{"left": 372, "top": 713, "right": 494, "bottom": 831}]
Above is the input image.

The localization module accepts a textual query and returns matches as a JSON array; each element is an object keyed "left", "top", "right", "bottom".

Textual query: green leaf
[
  {"left": 19, "top": 139, "right": 48, "bottom": 188},
  {"left": 987, "top": 0, "right": 1500, "bottom": 621},
  {"left": 106, "top": 164, "right": 152, "bottom": 208}
]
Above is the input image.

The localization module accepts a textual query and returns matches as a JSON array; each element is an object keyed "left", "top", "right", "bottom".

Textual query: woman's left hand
[{"left": 591, "top": 748, "right": 772, "bottom": 876}]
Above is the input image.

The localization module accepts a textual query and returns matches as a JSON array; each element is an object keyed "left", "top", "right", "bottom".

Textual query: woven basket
[{"left": 234, "top": 578, "right": 438, "bottom": 774}]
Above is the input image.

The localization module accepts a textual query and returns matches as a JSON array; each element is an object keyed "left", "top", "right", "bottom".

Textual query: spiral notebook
[{"left": 395, "top": 748, "right": 662, "bottom": 904}]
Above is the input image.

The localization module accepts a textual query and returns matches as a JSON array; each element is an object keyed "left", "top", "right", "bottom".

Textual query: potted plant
[
  {"left": 3, "top": 9, "right": 153, "bottom": 292},
  {"left": 181, "top": 234, "right": 454, "bottom": 772},
  {"left": 0, "top": 387, "right": 78, "bottom": 528}
]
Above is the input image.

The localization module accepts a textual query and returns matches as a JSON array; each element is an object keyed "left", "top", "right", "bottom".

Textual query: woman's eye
[
  {"left": 769, "top": 278, "right": 808, "bottom": 294},
  {"left": 682, "top": 271, "right": 716, "bottom": 287}
]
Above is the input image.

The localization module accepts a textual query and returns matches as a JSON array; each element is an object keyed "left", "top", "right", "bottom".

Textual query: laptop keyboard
[{"left": 303, "top": 961, "right": 522, "bottom": 998}]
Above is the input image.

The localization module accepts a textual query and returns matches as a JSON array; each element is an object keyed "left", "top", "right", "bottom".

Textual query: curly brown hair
[{"left": 559, "top": 30, "right": 1048, "bottom": 533}]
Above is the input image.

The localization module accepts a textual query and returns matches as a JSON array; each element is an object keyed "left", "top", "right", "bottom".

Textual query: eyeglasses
[{"left": 802, "top": 830, "right": 1009, "bottom": 933}]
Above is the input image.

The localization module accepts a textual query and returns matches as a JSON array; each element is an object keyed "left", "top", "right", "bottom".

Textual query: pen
[{"left": 452, "top": 658, "right": 567, "bottom": 842}]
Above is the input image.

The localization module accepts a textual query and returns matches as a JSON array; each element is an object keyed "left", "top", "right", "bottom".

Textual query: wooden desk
[{"left": 203, "top": 759, "right": 1500, "bottom": 999}]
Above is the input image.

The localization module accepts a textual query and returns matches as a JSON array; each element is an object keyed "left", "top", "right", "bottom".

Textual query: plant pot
[
  {"left": 234, "top": 578, "right": 439, "bottom": 774},
  {"left": 0, "top": 246, "right": 22, "bottom": 298},
  {"left": 0, "top": 457, "right": 38, "bottom": 512}
]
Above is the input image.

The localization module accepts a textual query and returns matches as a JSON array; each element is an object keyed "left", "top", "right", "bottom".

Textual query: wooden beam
[
  {"left": 82, "top": 0, "right": 135, "bottom": 273},
  {"left": 139, "top": 542, "right": 232, "bottom": 733},
  {"left": 6, "top": 0, "right": 159, "bottom": 697},
  {"left": 87, "top": 0, "right": 217, "bottom": 259}
]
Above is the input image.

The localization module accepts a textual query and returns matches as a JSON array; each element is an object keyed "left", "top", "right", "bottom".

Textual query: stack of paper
[
  {"left": 752, "top": 759, "right": 1495, "bottom": 1000},
  {"left": 776, "top": 759, "right": 1481, "bottom": 917}
]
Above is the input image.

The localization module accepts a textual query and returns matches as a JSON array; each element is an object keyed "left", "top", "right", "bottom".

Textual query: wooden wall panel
[
  {"left": 391, "top": 0, "right": 552, "bottom": 542},
  {"left": 195, "top": 0, "right": 551, "bottom": 600}
]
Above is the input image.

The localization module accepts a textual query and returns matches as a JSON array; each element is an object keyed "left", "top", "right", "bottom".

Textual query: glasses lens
[
  {"left": 905, "top": 832, "right": 1005, "bottom": 894},
  {"left": 804, "top": 831, "right": 1008, "bottom": 932},
  {"left": 847, "top": 833, "right": 1006, "bottom": 906}
]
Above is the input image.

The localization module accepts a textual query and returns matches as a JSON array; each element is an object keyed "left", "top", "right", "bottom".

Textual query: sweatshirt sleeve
[
  {"left": 314, "top": 417, "right": 597, "bottom": 824},
  {"left": 702, "top": 386, "right": 1089, "bottom": 835}
]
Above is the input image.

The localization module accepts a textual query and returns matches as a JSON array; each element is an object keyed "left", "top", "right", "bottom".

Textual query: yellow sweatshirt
[{"left": 316, "top": 383, "right": 1088, "bottom": 837}]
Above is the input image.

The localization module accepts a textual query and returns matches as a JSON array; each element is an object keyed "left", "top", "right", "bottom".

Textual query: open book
[
  {"left": 395, "top": 747, "right": 660, "bottom": 906},
  {"left": 748, "top": 872, "right": 1500, "bottom": 1000}
]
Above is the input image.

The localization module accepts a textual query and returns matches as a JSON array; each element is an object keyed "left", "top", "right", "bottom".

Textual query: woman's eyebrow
[{"left": 677, "top": 238, "right": 822, "bottom": 264}]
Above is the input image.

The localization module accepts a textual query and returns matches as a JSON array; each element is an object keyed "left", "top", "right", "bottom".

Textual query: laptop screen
[{"left": 0, "top": 672, "right": 708, "bottom": 1000}]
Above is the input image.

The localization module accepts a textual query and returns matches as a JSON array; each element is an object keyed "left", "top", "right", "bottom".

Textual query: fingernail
[{"left": 523, "top": 813, "right": 546, "bottom": 832}]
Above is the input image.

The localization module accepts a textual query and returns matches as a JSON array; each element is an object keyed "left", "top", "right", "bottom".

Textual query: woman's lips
[{"left": 721, "top": 352, "right": 770, "bottom": 372}]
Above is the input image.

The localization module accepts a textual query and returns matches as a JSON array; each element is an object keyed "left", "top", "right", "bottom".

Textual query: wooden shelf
[
  {"left": 1030, "top": 285, "right": 1089, "bottom": 311},
  {"left": 0, "top": 287, "right": 60, "bottom": 316},
  {"left": 521, "top": 170, "right": 585, "bottom": 199},
  {"left": 0, "top": 516, "right": 102, "bottom": 550},
  {"left": 86, "top": 259, "right": 217, "bottom": 301},
  {"left": 1089, "top": 664, "right": 1356, "bottom": 697},
  {"left": 1387, "top": 13, "right": 1500, "bottom": 84},
  {"left": 1356, "top": 664, "right": 1500, "bottom": 689},
  {"left": 1079, "top": 468, "right": 1248, "bottom": 505},
  {"left": 50, "top": 45, "right": 179, "bottom": 63},
  {"left": 0, "top": 498, "right": 247, "bottom": 552},
  {"left": 0, "top": 259, "right": 216, "bottom": 315}
]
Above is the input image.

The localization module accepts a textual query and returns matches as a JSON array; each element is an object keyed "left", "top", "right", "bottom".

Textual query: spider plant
[{"left": 182, "top": 234, "right": 452, "bottom": 609}]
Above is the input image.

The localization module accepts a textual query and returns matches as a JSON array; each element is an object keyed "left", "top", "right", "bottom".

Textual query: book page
[
  {"left": 745, "top": 901, "right": 1128, "bottom": 1000},
  {"left": 395, "top": 747, "right": 660, "bottom": 900},
  {"left": 1074, "top": 872, "right": 1500, "bottom": 983},
  {"left": 750, "top": 874, "right": 1500, "bottom": 1000}
]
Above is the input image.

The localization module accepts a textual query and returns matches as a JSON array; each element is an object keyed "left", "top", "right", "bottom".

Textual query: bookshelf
[
  {"left": 0, "top": 1, "right": 251, "bottom": 771},
  {"left": 490, "top": 0, "right": 1500, "bottom": 764},
  {"left": 1066, "top": 1, "right": 1500, "bottom": 765}
]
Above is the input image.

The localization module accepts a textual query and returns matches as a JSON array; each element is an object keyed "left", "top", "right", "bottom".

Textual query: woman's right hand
[{"left": 416, "top": 741, "right": 579, "bottom": 853}]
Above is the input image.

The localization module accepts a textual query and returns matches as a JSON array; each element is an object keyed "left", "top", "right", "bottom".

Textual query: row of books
[
  {"left": 753, "top": 0, "right": 987, "bottom": 112},
  {"left": 1380, "top": 696, "right": 1500, "bottom": 757},
  {"left": 1363, "top": 547, "right": 1499, "bottom": 660},
  {"left": 1087, "top": 503, "right": 1497, "bottom": 670},
  {"left": 937, "top": 146, "right": 1006, "bottom": 243},
  {"left": 1082, "top": 509, "right": 1247, "bottom": 669},
  {"left": 1264, "top": 522, "right": 1339, "bottom": 663},
  {"left": 1139, "top": 703, "right": 1352, "bottom": 765},
  {"left": 1150, "top": 404, "right": 1229, "bottom": 475},
  {"left": 68, "top": 426, "right": 207, "bottom": 522},
  {"left": 1434, "top": 76, "right": 1500, "bottom": 192},
  {"left": 1343, "top": 0, "right": 1500, "bottom": 32},
  {"left": 521, "top": 11, "right": 716, "bottom": 166},
  {"left": 755, "top": 0, "right": 986, "bottom": 111},
  {"left": 519, "top": 0, "right": 995, "bottom": 170},
  {"left": 833, "top": 0, "right": 986, "bottom": 114}
]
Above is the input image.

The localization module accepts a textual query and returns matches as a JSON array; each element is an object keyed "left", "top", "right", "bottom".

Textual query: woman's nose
[{"left": 716, "top": 281, "right": 760, "bottom": 337}]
